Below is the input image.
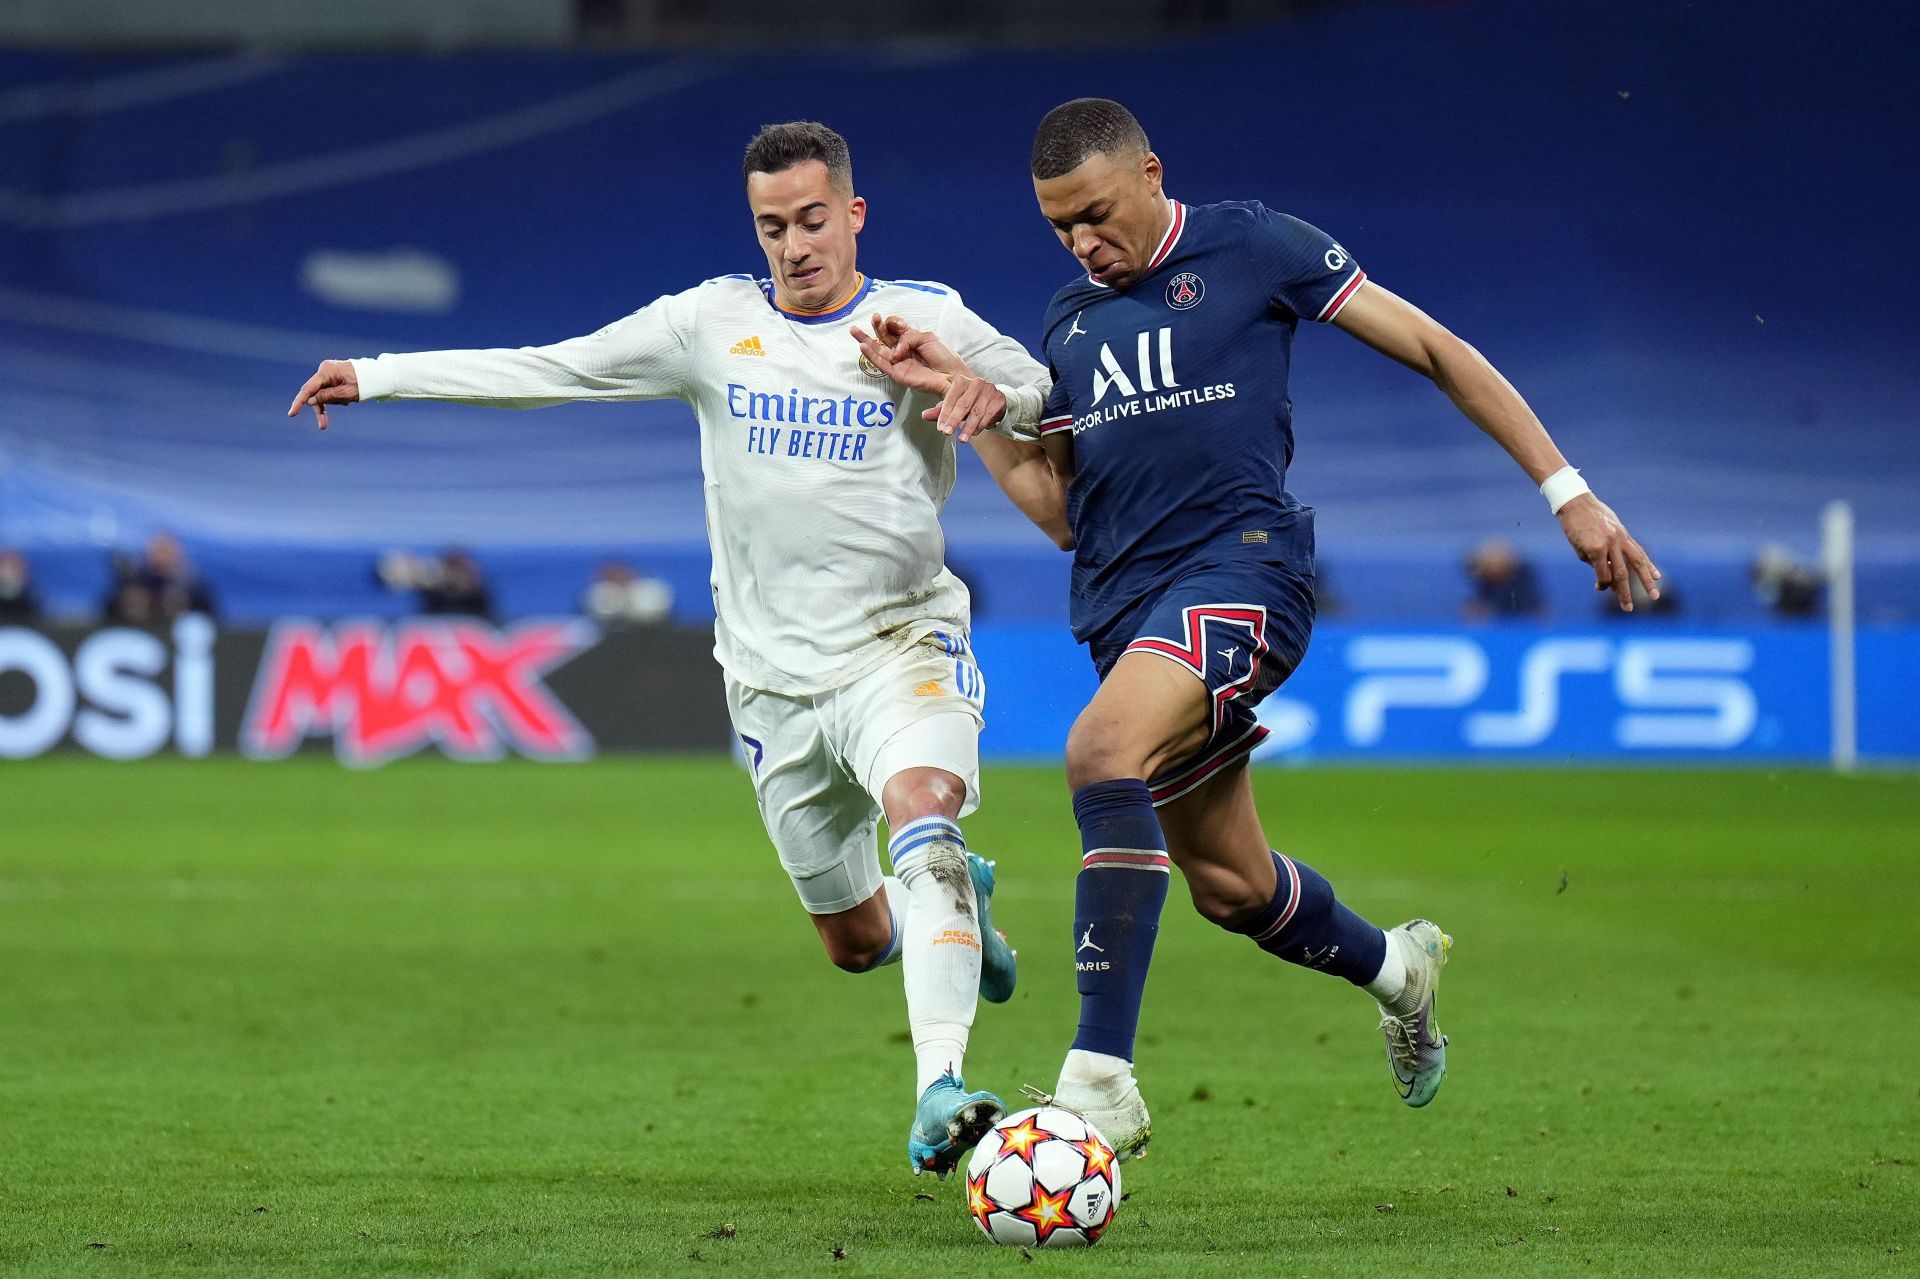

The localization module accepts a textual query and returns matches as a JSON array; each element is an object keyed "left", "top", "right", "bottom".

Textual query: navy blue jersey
[{"left": 1039, "top": 199, "right": 1366, "bottom": 642}]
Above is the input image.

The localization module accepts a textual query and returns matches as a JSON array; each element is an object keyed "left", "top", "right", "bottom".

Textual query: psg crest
[{"left": 1165, "top": 272, "right": 1205, "bottom": 310}]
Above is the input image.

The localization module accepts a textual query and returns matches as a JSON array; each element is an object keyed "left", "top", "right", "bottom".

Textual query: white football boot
[
  {"left": 1027, "top": 1060, "right": 1152, "bottom": 1162},
  {"left": 1376, "top": 919, "right": 1452, "bottom": 1108}
]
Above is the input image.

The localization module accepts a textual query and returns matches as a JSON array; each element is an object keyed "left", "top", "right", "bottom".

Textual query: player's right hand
[
  {"left": 851, "top": 315, "right": 1004, "bottom": 441},
  {"left": 850, "top": 313, "right": 953, "bottom": 396},
  {"left": 1558, "top": 492, "right": 1661, "bottom": 612},
  {"left": 287, "top": 359, "right": 361, "bottom": 430}
]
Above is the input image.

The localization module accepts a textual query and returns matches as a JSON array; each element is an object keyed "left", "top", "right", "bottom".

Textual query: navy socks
[
  {"left": 1234, "top": 850, "right": 1386, "bottom": 985},
  {"left": 1068, "top": 779, "right": 1170, "bottom": 1063}
]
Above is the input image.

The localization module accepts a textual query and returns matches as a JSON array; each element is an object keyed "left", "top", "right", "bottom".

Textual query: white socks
[
  {"left": 1363, "top": 927, "right": 1410, "bottom": 1008},
  {"left": 1061, "top": 1047, "right": 1133, "bottom": 1086},
  {"left": 887, "top": 817, "right": 981, "bottom": 1097}
]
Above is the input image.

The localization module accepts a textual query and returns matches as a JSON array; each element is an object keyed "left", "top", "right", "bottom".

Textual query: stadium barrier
[
  {"left": 973, "top": 622, "right": 1920, "bottom": 765},
  {"left": 0, "top": 618, "right": 733, "bottom": 764},
  {"left": 3, "top": 618, "right": 1914, "bottom": 765}
]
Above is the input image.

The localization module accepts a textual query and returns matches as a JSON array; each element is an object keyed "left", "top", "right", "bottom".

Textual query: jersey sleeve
[
  {"left": 937, "top": 291, "right": 1052, "bottom": 441},
  {"left": 351, "top": 285, "right": 700, "bottom": 408},
  {"left": 1248, "top": 206, "right": 1367, "bottom": 323},
  {"left": 1038, "top": 362, "right": 1074, "bottom": 440}
]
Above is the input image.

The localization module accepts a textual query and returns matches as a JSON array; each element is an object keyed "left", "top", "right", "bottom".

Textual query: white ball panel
[
  {"left": 985, "top": 1210, "right": 1037, "bottom": 1248},
  {"left": 967, "top": 1129, "right": 1004, "bottom": 1176},
  {"left": 1029, "top": 1138, "right": 1088, "bottom": 1194},
  {"left": 983, "top": 1153, "right": 1034, "bottom": 1208},
  {"left": 1033, "top": 1107, "right": 1087, "bottom": 1142}
]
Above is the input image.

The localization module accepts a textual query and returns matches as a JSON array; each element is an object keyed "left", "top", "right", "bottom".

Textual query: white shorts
[{"left": 726, "top": 628, "right": 986, "bottom": 915}]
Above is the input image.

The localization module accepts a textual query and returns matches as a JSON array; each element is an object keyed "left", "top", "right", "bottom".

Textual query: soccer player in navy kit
[{"left": 857, "top": 98, "right": 1660, "bottom": 1162}]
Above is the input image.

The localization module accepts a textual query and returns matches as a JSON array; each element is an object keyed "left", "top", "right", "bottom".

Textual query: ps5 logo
[{"left": 1342, "top": 636, "right": 1758, "bottom": 750}]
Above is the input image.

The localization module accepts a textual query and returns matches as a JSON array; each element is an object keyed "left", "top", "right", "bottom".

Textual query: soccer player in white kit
[{"left": 287, "top": 122, "right": 1066, "bottom": 1178}]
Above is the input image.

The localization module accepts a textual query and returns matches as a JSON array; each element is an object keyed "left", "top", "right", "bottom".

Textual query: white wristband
[{"left": 1540, "top": 465, "right": 1591, "bottom": 515}]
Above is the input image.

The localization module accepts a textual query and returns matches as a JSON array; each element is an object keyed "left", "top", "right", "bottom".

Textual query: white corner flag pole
[{"left": 1822, "top": 500, "right": 1857, "bottom": 773}]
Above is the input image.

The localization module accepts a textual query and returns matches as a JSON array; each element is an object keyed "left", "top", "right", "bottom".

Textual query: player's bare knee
[
  {"left": 1064, "top": 716, "right": 1147, "bottom": 790},
  {"left": 825, "top": 936, "right": 886, "bottom": 973},
  {"left": 821, "top": 922, "right": 893, "bottom": 972},
  {"left": 1187, "top": 871, "right": 1266, "bottom": 930},
  {"left": 881, "top": 767, "right": 966, "bottom": 826}
]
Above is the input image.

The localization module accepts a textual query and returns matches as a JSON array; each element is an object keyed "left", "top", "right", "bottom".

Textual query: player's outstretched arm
[
  {"left": 1333, "top": 283, "right": 1661, "bottom": 612},
  {"left": 286, "top": 291, "right": 699, "bottom": 430}
]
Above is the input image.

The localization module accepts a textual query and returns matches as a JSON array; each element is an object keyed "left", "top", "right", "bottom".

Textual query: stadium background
[
  {"left": 2, "top": 0, "right": 1916, "bottom": 764},
  {"left": 2, "top": 4, "right": 1917, "bottom": 1275}
]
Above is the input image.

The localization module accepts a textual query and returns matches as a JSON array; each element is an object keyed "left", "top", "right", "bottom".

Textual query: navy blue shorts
[{"left": 1086, "top": 559, "right": 1315, "bottom": 807}]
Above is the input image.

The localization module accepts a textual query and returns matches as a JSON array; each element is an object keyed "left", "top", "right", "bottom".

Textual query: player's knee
[
  {"left": 822, "top": 929, "right": 892, "bottom": 973},
  {"left": 883, "top": 768, "right": 967, "bottom": 826},
  {"left": 1064, "top": 716, "right": 1146, "bottom": 790},
  {"left": 1186, "top": 871, "right": 1266, "bottom": 930}
]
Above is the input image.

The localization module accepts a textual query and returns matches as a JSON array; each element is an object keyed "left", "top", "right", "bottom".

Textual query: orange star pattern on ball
[
  {"left": 966, "top": 1172, "right": 994, "bottom": 1231},
  {"left": 1012, "top": 1180, "right": 1076, "bottom": 1246},
  {"left": 995, "top": 1115, "right": 1048, "bottom": 1164},
  {"left": 1073, "top": 1133, "right": 1116, "bottom": 1182}
]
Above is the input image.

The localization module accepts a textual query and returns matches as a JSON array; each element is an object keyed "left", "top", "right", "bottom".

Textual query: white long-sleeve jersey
[{"left": 350, "top": 274, "right": 1047, "bottom": 696}]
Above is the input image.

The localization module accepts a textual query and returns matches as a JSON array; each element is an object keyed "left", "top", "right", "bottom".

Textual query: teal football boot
[
  {"left": 969, "top": 853, "right": 1018, "bottom": 1004},
  {"left": 908, "top": 1070, "right": 1005, "bottom": 1178}
]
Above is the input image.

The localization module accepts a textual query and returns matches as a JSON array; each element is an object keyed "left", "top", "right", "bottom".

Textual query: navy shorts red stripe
[{"left": 1086, "top": 558, "right": 1315, "bottom": 806}]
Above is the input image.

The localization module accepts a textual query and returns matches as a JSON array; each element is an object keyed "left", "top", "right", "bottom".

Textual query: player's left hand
[{"left": 1558, "top": 492, "right": 1661, "bottom": 611}]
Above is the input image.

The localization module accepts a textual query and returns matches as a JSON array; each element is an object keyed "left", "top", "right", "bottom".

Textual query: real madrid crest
[
  {"left": 1165, "top": 271, "right": 1205, "bottom": 311},
  {"left": 859, "top": 352, "right": 886, "bottom": 379}
]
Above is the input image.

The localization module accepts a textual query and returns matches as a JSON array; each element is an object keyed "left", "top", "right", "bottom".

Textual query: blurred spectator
[
  {"left": 104, "top": 532, "right": 216, "bottom": 624},
  {"left": 377, "top": 548, "right": 494, "bottom": 618},
  {"left": 0, "top": 548, "right": 39, "bottom": 624},
  {"left": 1462, "top": 538, "right": 1544, "bottom": 620},
  {"left": 583, "top": 561, "right": 674, "bottom": 627},
  {"left": 1751, "top": 543, "right": 1823, "bottom": 618}
]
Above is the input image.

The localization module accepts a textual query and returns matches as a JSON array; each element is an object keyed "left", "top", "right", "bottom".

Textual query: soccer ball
[{"left": 965, "top": 1106, "right": 1121, "bottom": 1247}]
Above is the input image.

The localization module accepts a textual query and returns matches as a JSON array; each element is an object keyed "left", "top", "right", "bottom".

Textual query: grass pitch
[{"left": 1, "top": 758, "right": 1915, "bottom": 1276}]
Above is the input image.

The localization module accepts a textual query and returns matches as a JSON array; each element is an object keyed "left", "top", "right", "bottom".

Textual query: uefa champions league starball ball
[{"left": 965, "top": 1106, "right": 1121, "bottom": 1247}]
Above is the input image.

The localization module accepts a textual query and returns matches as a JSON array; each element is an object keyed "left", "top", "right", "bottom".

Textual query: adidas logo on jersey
[
  {"left": 912, "top": 680, "right": 945, "bottom": 697},
  {"left": 728, "top": 336, "right": 766, "bottom": 357}
]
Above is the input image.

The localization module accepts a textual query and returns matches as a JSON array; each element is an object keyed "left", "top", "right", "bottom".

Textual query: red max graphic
[{"left": 242, "top": 619, "right": 597, "bottom": 765}]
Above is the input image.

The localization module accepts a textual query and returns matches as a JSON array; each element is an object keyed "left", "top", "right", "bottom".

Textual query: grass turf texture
[{"left": 0, "top": 759, "right": 1914, "bottom": 1276}]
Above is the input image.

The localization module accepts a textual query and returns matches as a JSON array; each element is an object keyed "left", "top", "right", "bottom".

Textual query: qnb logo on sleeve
[{"left": 1074, "top": 325, "right": 1235, "bottom": 434}]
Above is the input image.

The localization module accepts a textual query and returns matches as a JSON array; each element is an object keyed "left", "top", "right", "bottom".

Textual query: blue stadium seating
[{"left": 1, "top": 0, "right": 1914, "bottom": 624}]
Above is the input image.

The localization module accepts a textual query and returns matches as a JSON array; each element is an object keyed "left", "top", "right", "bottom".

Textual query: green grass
[{"left": 0, "top": 759, "right": 1915, "bottom": 1276}]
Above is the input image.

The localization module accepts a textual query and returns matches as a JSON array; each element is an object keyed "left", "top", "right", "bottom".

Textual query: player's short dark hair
[
  {"left": 743, "top": 121, "right": 853, "bottom": 192},
  {"left": 1030, "top": 98, "right": 1150, "bottom": 180}
]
